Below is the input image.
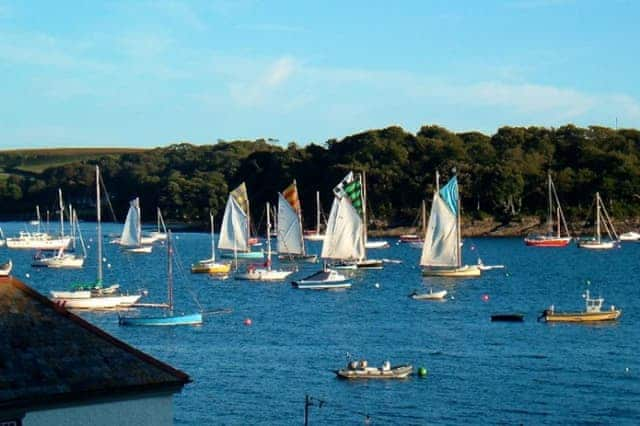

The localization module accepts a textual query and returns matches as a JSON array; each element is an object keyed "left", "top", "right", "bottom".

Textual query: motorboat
[
  {"left": 538, "top": 290, "right": 621, "bottom": 322},
  {"left": 292, "top": 268, "right": 351, "bottom": 290},
  {"left": 336, "top": 360, "right": 413, "bottom": 380}
]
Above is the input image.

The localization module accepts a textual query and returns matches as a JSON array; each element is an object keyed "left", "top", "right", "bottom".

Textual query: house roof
[{"left": 0, "top": 276, "right": 190, "bottom": 411}]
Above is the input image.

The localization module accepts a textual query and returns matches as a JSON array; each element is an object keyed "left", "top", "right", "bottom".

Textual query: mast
[
  {"left": 96, "top": 166, "right": 103, "bottom": 284},
  {"left": 136, "top": 199, "right": 142, "bottom": 248},
  {"left": 556, "top": 207, "right": 561, "bottom": 238},
  {"left": 547, "top": 171, "right": 553, "bottom": 235},
  {"left": 362, "top": 171, "right": 367, "bottom": 248},
  {"left": 596, "top": 192, "right": 601, "bottom": 243},
  {"left": 167, "top": 230, "right": 174, "bottom": 312},
  {"left": 157, "top": 207, "right": 161, "bottom": 233},
  {"left": 454, "top": 170, "right": 461, "bottom": 268},
  {"left": 246, "top": 188, "right": 251, "bottom": 247},
  {"left": 294, "top": 180, "right": 305, "bottom": 256},
  {"left": 210, "top": 211, "right": 215, "bottom": 261},
  {"left": 58, "top": 188, "right": 64, "bottom": 237},
  {"left": 36, "top": 205, "right": 41, "bottom": 233},
  {"left": 69, "top": 204, "right": 75, "bottom": 250},
  {"left": 421, "top": 199, "right": 427, "bottom": 236},
  {"left": 316, "top": 191, "right": 321, "bottom": 236},
  {"left": 266, "top": 202, "right": 272, "bottom": 270}
]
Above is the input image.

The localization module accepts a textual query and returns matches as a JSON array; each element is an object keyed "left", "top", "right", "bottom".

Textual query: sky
[{"left": 1, "top": 0, "right": 639, "bottom": 149}]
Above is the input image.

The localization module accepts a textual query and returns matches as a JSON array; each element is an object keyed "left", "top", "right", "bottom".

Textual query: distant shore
[{"left": 368, "top": 216, "right": 640, "bottom": 238}]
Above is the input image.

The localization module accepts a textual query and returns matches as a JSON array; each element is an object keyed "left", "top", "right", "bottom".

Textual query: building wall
[{"left": 23, "top": 394, "right": 173, "bottom": 426}]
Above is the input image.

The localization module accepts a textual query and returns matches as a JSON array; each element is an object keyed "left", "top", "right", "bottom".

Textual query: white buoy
[
  {"left": 25, "top": 273, "right": 30, "bottom": 278},
  {"left": 107, "top": 263, "right": 111, "bottom": 268},
  {"left": 451, "top": 296, "right": 455, "bottom": 300},
  {"left": 102, "top": 257, "right": 107, "bottom": 262},
  {"left": 374, "top": 283, "right": 380, "bottom": 288}
]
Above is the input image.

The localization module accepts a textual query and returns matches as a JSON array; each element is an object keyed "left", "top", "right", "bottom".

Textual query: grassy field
[{"left": 0, "top": 147, "right": 148, "bottom": 174}]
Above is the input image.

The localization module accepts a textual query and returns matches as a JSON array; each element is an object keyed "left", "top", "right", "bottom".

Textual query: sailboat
[
  {"left": 50, "top": 166, "right": 143, "bottom": 309},
  {"left": 304, "top": 191, "right": 325, "bottom": 241},
  {"left": 6, "top": 191, "right": 72, "bottom": 250},
  {"left": 329, "top": 172, "right": 383, "bottom": 269},
  {"left": 148, "top": 207, "right": 168, "bottom": 241},
  {"left": 400, "top": 200, "right": 427, "bottom": 245},
  {"left": 235, "top": 202, "right": 293, "bottom": 281},
  {"left": 32, "top": 209, "right": 87, "bottom": 268},
  {"left": 119, "top": 198, "right": 153, "bottom": 253},
  {"left": 191, "top": 212, "right": 231, "bottom": 274},
  {"left": 119, "top": 231, "right": 203, "bottom": 326},
  {"left": 292, "top": 189, "right": 358, "bottom": 289},
  {"left": 420, "top": 171, "right": 481, "bottom": 277},
  {"left": 277, "top": 181, "right": 318, "bottom": 263},
  {"left": 218, "top": 183, "right": 264, "bottom": 260},
  {"left": 577, "top": 192, "right": 619, "bottom": 250},
  {"left": 524, "top": 171, "right": 572, "bottom": 247}
]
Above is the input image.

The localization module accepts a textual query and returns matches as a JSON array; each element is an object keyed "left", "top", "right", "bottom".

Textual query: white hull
[
  {"left": 0, "top": 259, "right": 13, "bottom": 277},
  {"left": 365, "top": 240, "right": 389, "bottom": 249},
  {"left": 421, "top": 264, "right": 482, "bottom": 277},
  {"left": 52, "top": 294, "right": 141, "bottom": 309},
  {"left": 292, "top": 269, "right": 351, "bottom": 289},
  {"left": 619, "top": 232, "right": 640, "bottom": 241},
  {"left": 235, "top": 268, "right": 293, "bottom": 281},
  {"left": 411, "top": 289, "right": 447, "bottom": 300},
  {"left": 577, "top": 240, "right": 617, "bottom": 250},
  {"left": 304, "top": 234, "right": 325, "bottom": 241},
  {"left": 7, "top": 236, "right": 71, "bottom": 250},
  {"left": 148, "top": 231, "right": 167, "bottom": 241},
  {"left": 125, "top": 245, "right": 153, "bottom": 254},
  {"left": 37, "top": 256, "right": 84, "bottom": 269}
]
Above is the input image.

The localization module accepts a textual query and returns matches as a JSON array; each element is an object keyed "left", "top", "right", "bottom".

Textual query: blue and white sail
[{"left": 420, "top": 177, "right": 459, "bottom": 268}]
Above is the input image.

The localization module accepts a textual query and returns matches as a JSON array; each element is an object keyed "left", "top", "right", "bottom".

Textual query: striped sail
[
  {"left": 218, "top": 196, "right": 249, "bottom": 252},
  {"left": 321, "top": 195, "right": 364, "bottom": 261},
  {"left": 277, "top": 192, "right": 304, "bottom": 256},
  {"left": 120, "top": 198, "right": 141, "bottom": 247}
]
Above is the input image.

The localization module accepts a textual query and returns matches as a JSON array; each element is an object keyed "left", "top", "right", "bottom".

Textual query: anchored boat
[
  {"left": 420, "top": 171, "right": 481, "bottom": 278},
  {"left": 524, "top": 171, "right": 572, "bottom": 247},
  {"left": 336, "top": 360, "right": 413, "bottom": 380},
  {"left": 538, "top": 289, "right": 621, "bottom": 322}
]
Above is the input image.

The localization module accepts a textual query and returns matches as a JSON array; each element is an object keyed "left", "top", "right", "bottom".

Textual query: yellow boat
[
  {"left": 422, "top": 264, "right": 481, "bottom": 277},
  {"left": 191, "top": 259, "right": 231, "bottom": 274},
  {"left": 540, "top": 290, "right": 621, "bottom": 323},
  {"left": 191, "top": 212, "right": 231, "bottom": 275}
]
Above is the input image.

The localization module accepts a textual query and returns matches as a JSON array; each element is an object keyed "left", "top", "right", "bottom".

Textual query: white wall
[{"left": 24, "top": 394, "right": 173, "bottom": 426}]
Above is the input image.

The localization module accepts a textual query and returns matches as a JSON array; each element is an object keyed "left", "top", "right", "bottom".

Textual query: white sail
[
  {"left": 120, "top": 198, "right": 141, "bottom": 247},
  {"left": 218, "top": 196, "right": 249, "bottom": 252},
  {"left": 420, "top": 193, "right": 458, "bottom": 267},
  {"left": 321, "top": 196, "right": 364, "bottom": 261},
  {"left": 277, "top": 193, "right": 304, "bottom": 255}
]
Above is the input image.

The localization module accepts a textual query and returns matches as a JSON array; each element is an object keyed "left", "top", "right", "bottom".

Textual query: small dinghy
[
  {"left": 0, "top": 259, "right": 12, "bottom": 277},
  {"left": 491, "top": 313, "right": 524, "bottom": 322},
  {"left": 409, "top": 289, "right": 447, "bottom": 300},
  {"left": 336, "top": 360, "right": 413, "bottom": 380}
]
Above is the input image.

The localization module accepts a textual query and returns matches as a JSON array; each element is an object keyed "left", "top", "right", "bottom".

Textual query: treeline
[{"left": 2, "top": 124, "right": 640, "bottom": 229}]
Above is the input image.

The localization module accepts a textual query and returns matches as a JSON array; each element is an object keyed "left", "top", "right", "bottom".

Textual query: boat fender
[{"left": 359, "top": 360, "right": 368, "bottom": 368}]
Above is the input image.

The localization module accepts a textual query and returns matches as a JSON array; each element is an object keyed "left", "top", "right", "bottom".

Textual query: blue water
[{"left": 4, "top": 221, "right": 640, "bottom": 424}]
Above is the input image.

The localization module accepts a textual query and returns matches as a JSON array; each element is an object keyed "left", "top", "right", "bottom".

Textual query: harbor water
[{"left": 4, "top": 222, "right": 639, "bottom": 424}]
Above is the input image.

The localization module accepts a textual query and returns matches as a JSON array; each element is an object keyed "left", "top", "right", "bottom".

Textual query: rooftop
[{"left": 0, "top": 276, "right": 190, "bottom": 411}]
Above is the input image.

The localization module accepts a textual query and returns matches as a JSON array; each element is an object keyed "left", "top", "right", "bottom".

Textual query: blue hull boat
[
  {"left": 220, "top": 250, "right": 264, "bottom": 260},
  {"left": 119, "top": 312, "right": 203, "bottom": 326}
]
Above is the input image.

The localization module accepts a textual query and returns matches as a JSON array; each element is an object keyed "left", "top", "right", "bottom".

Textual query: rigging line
[{"left": 169, "top": 234, "right": 204, "bottom": 311}]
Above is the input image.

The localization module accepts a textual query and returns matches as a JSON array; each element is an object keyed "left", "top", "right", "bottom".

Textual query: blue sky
[{"left": 1, "top": 0, "right": 638, "bottom": 149}]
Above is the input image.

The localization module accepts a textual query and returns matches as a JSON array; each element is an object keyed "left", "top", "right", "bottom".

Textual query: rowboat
[
  {"left": 539, "top": 290, "right": 621, "bottom": 322},
  {"left": 409, "top": 289, "right": 447, "bottom": 300},
  {"left": 336, "top": 360, "right": 413, "bottom": 380}
]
